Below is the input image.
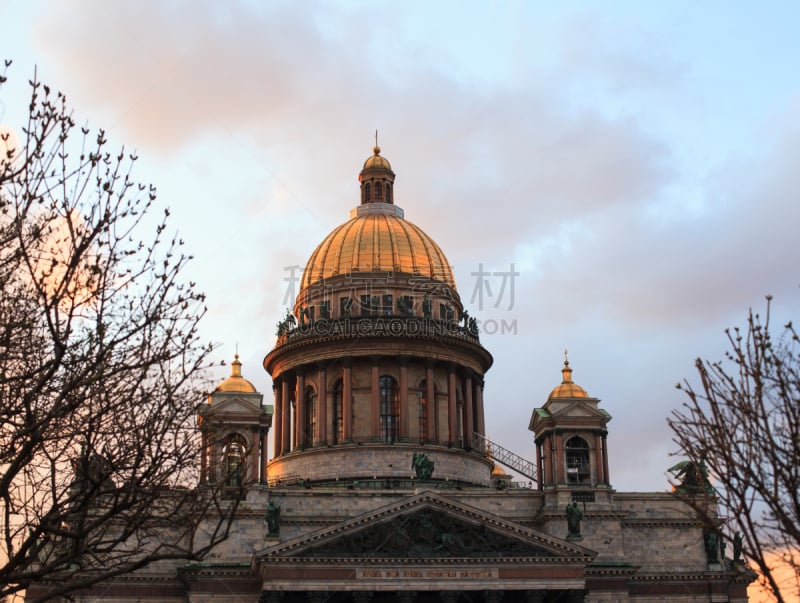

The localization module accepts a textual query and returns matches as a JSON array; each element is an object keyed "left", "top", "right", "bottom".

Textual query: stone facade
[{"left": 33, "top": 148, "right": 756, "bottom": 602}]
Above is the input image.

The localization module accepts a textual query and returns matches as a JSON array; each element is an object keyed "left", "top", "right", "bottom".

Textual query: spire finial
[
  {"left": 231, "top": 350, "right": 242, "bottom": 378},
  {"left": 561, "top": 350, "right": 573, "bottom": 384}
]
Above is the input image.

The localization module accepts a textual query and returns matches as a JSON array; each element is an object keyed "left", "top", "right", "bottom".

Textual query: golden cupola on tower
[
  {"left": 548, "top": 355, "right": 589, "bottom": 399},
  {"left": 264, "top": 146, "right": 493, "bottom": 487},
  {"left": 214, "top": 353, "right": 258, "bottom": 393}
]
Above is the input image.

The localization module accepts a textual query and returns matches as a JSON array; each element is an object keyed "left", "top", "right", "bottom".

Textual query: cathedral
[{"left": 44, "top": 147, "right": 754, "bottom": 602}]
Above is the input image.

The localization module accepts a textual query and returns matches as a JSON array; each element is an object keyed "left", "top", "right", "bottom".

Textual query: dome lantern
[{"left": 359, "top": 145, "right": 395, "bottom": 205}]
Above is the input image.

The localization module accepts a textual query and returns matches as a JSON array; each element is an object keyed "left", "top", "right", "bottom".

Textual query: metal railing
[{"left": 473, "top": 433, "right": 537, "bottom": 482}]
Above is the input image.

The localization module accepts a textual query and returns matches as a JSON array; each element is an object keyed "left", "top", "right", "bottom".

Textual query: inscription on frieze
[{"left": 356, "top": 569, "right": 498, "bottom": 580}]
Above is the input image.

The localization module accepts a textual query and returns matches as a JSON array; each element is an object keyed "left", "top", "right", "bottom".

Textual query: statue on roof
[
  {"left": 565, "top": 501, "right": 583, "bottom": 538},
  {"left": 668, "top": 458, "right": 714, "bottom": 495},
  {"left": 412, "top": 452, "right": 434, "bottom": 481},
  {"left": 266, "top": 500, "right": 281, "bottom": 536}
]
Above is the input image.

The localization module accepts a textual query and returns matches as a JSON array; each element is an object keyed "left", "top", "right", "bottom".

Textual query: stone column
[
  {"left": 544, "top": 435, "right": 553, "bottom": 485},
  {"left": 594, "top": 431, "right": 604, "bottom": 485},
  {"left": 200, "top": 428, "right": 208, "bottom": 482},
  {"left": 555, "top": 432, "right": 565, "bottom": 484},
  {"left": 602, "top": 433, "right": 610, "bottom": 486},
  {"left": 281, "top": 378, "right": 291, "bottom": 455},
  {"left": 250, "top": 427, "right": 260, "bottom": 481},
  {"left": 447, "top": 364, "right": 457, "bottom": 446},
  {"left": 370, "top": 357, "right": 380, "bottom": 440},
  {"left": 399, "top": 357, "right": 409, "bottom": 441},
  {"left": 463, "top": 371, "right": 474, "bottom": 449},
  {"left": 260, "top": 429, "right": 269, "bottom": 483},
  {"left": 475, "top": 377, "right": 486, "bottom": 436},
  {"left": 294, "top": 372, "right": 308, "bottom": 450},
  {"left": 317, "top": 363, "right": 327, "bottom": 446},
  {"left": 535, "top": 441, "right": 542, "bottom": 490},
  {"left": 273, "top": 379, "right": 283, "bottom": 458},
  {"left": 295, "top": 371, "right": 305, "bottom": 450},
  {"left": 343, "top": 360, "right": 353, "bottom": 442},
  {"left": 425, "top": 362, "right": 436, "bottom": 443}
]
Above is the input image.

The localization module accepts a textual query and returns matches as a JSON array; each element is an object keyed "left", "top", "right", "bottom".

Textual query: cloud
[
  {"left": 35, "top": 0, "right": 672, "bottom": 256},
  {"left": 24, "top": 1, "right": 800, "bottom": 493}
]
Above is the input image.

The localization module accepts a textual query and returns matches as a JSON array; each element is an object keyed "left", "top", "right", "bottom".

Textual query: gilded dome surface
[
  {"left": 215, "top": 354, "right": 257, "bottom": 393},
  {"left": 549, "top": 358, "right": 589, "bottom": 399},
  {"left": 363, "top": 145, "right": 392, "bottom": 170},
  {"left": 301, "top": 212, "right": 456, "bottom": 291}
]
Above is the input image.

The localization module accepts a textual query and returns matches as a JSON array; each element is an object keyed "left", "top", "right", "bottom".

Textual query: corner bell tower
[
  {"left": 529, "top": 355, "right": 612, "bottom": 508},
  {"left": 199, "top": 354, "right": 272, "bottom": 487}
]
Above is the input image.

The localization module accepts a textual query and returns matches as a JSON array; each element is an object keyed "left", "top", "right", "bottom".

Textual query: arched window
[
  {"left": 386, "top": 183, "right": 392, "bottom": 203},
  {"left": 380, "top": 375, "right": 399, "bottom": 443},
  {"left": 304, "top": 386, "right": 316, "bottom": 448},
  {"left": 375, "top": 180, "right": 383, "bottom": 201},
  {"left": 565, "top": 436, "right": 590, "bottom": 484},
  {"left": 223, "top": 434, "right": 247, "bottom": 487},
  {"left": 364, "top": 183, "right": 371, "bottom": 203},
  {"left": 332, "top": 379, "right": 343, "bottom": 444},
  {"left": 418, "top": 379, "right": 428, "bottom": 444}
]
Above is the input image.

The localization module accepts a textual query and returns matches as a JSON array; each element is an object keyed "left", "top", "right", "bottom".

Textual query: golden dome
[
  {"left": 301, "top": 211, "right": 456, "bottom": 291},
  {"left": 363, "top": 145, "right": 392, "bottom": 171},
  {"left": 215, "top": 354, "right": 257, "bottom": 393},
  {"left": 549, "top": 355, "right": 589, "bottom": 399}
]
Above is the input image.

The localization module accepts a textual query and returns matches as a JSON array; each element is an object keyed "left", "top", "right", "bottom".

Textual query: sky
[{"left": 1, "top": 0, "right": 799, "bottom": 494}]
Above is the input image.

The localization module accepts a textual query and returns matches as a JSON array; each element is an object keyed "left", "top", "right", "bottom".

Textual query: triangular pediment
[
  {"left": 551, "top": 402, "right": 606, "bottom": 419},
  {"left": 202, "top": 395, "right": 263, "bottom": 419},
  {"left": 258, "top": 491, "right": 594, "bottom": 562}
]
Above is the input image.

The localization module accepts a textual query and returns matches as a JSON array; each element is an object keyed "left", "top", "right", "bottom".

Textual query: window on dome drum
[
  {"left": 364, "top": 183, "right": 371, "bottom": 203},
  {"left": 386, "top": 183, "right": 392, "bottom": 203},
  {"left": 398, "top": 295, "right": 413, "bottom": 316},
  {"left": 332, "top": 380, "right": 343, "bottom": 444},
  {"left": 340, "top": 297, "right": 352, "bottom": 318},
  {"left": 360, "top": 295, "right": 372, "bottom": 316},
  {"left": 418, "top": 380, "right": 428, "bottom": 444},
  {"left": 565, "top": 436, "right": 591, "bottom": 484},
  {"left": 439, "top": 303, "right": 454, "bottom": 322},
  {"left": 222, "top": 434, "right": 247, "bottom": 488},
  {"left": 319, "top": 301, "right": 331, "bottom": 319},
  {"left": 422, "top": 299, "right": 432, "bottom": 318},
  {"left": 375, "top": 181, "right": 383, "bottom": 201},
  {"left": 304, "top": 387, "right": 316, "bottom": 448},
  {"left": 380, "top": 375, "right": 399, "bottom": 443},
  {"left": 382, "top": 294, "right": 393, "bottom": 316}
]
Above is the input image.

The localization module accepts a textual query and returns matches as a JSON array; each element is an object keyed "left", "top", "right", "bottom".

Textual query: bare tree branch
[
  {"left": 670, "top": 295, "right": 800, "bottom": 602},
  {"left": 0, "top": 62, "right": 243, "bottom": 602}
]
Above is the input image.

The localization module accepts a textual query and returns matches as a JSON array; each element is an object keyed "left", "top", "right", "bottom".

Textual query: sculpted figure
[
  {"left": 266, "top": 500, "right": 281, "bottom": 536},
  {"left": 412, "top": 452, "right": 434, "bottom": 480},
  {"left": 565, "top": 501, "right": 583, "bottom": 537}
]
